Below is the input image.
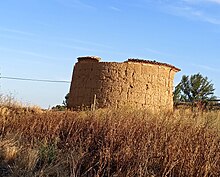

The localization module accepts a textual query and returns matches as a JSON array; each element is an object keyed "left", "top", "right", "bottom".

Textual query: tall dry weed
[{"left": 0, "top": 105, "right": 220, "bottom": 176}]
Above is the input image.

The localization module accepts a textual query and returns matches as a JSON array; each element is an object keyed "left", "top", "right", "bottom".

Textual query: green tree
[
  {"left": 62, "top": 93, "right": 69, "bottom": 106},
  {"left": 52, "top": 93, "right": 69, "bottom": 111},
  {"left": 174, "top": 73, "right": 216, "bottom": 103}
]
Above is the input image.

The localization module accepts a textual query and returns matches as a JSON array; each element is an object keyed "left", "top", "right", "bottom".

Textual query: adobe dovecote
[{"left": 68, "top": 56, "right": 180, "bottom": 111}]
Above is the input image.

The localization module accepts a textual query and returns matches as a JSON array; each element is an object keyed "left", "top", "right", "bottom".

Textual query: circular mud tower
[{"left": 68, "top": 56, "right": 180, "bottom": 112}]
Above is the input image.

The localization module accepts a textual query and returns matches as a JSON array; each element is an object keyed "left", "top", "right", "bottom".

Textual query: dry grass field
[{"left": 0, "top": 96, "right": 220, "bottom": 176}]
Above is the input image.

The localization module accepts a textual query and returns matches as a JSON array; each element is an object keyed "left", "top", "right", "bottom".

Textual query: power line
[{"left": 0, "top": 76, "right": 71, "bottom": 83}]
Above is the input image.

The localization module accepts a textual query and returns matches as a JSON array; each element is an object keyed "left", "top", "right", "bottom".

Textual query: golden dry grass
[{"left": 0, "top": 103, "right": 220, "bottom": 176}]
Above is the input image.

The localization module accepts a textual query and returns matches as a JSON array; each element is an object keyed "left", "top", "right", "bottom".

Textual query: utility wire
[{"left": 0, "top": 76, "right": 71, "bottom": 83}]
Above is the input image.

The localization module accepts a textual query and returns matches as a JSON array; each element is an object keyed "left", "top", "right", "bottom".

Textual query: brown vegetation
[{"left": 0, "top": 101, "right": 220, "bottom": 176}]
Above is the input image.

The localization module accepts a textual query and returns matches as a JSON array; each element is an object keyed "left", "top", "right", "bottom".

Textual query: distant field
[{"left": 0, "top": 101, "right": 220, "bottom": 176}]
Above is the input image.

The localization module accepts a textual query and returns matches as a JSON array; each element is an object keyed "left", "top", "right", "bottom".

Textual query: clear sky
[{"left": 0, "top": 0, "right": 220, "bottom": 108}]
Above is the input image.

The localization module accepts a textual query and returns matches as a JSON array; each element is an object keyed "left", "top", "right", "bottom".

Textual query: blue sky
[{"left": 0, "top": 0, "right": 220, "bottom": 108}]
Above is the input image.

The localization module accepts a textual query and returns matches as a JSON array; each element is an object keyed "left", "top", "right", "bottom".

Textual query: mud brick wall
[{"left": 68, "top": 56, "right": 180, "bottom": 111}]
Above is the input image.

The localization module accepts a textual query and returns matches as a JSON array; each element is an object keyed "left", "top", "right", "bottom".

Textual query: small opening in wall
[
  {"left": 146, "top": 84, "right": 149, "bottom": 90},
  {"left": 125, "top": 70, "right": 128, "bottom": 76}
]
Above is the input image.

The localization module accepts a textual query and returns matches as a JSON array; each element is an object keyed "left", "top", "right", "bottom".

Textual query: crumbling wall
[{"left": 68, "top": 56, "right": 180, "bottom": 111}]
